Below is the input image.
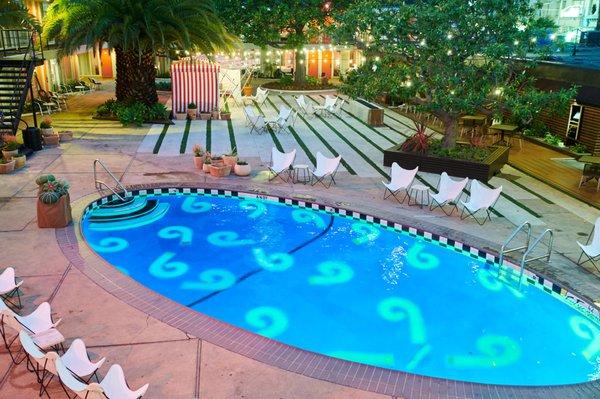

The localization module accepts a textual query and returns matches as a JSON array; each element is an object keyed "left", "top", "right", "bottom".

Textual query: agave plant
[{"left": 401, "top": 122, "right": 431, "bottom": 155}]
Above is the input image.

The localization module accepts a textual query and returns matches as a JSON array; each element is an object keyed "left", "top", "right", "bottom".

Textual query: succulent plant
[
  {"left": 39, "top": 190, "right": 61, "bottom": 204},
  {"left": 36, "top": 174, "right": 56, "bottom": 186}
]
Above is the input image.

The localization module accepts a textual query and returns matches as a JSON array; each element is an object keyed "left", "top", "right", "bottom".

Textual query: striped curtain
[{"left": 171, "top": 60, "right": 220, "bottom": 113}]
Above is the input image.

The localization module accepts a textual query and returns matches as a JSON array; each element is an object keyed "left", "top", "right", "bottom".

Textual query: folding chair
[
  {"left": 382, "top": 163, "right": 418, "bottom": 203},
  {"left": 311, "top": 152, "right": 342, "bottom": 188},
  {"left": 269, "top": 147, "right": 296, "bottom": 182},
  {"left": 577, "top": 217, "right": 600, "bottom": 273},
  {"left": 460, "top": 180, "right": 502, "bottom": 225},
  {"left": 429, "top": 172, "right": 469, "bottom": 216}
]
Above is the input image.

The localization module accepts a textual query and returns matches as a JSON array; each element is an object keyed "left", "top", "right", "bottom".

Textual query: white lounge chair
[
  {"left": 55, "top": 357, "right": 105, "bottom": 399},
  {"left": 278, "top": 110, "right": 297, "bottom": 134},
  {"left": 15, "top": 301, "right": 62, "bottom": 335},
  {"left": 100, "top": 364, "right": 149, "bottom": 399},
  {"left": 0, "top": 267, "right": 23, "bottom": 309},
  {"left": 311, "top": 152, "right": 342, "bottom": 188},
  {"left": 266, "top": 105, "right": 292, "bottom": 133},
  {"left": 244, "top": 87, "right": 268, "bottom": 105},
  {"left": 577, "top": 217, "right": 600, "bottom": 273},
  {"left": 269, "top": 148, "right": 296, "bottom": 182},
  {"left": 327, "top": 98, "right": 345, "bottom": 118},
  {"left": 382, "top": 163, "right": 418, "bottom": 203},
  {"left": 460, "top": 180, "right": 502, "bottom": 225},
  {"left": 61, "top": 338, "right": 106, "bottom": 383},
  {"left": 19, "top": 330, "right": 60, "bottom": 398},
  {"left": 295, "top": 95, "right": 315, "bottom": 118},
  {"left": 244, "top": 106, "right": 258, "bottom": 126},
  {"left": 429, "top": 172, "right": 469, "bottom": 215},
  {"left": 248, "top": 114, "right": 267, "bottom": 135}
]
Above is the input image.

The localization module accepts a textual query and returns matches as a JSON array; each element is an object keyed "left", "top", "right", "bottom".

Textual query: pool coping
[{"left": 59, "top": 183, "right": 600, "bottom": 399}]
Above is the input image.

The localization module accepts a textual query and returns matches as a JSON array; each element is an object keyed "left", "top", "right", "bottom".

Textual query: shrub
[
  {"left": 543, "top": 133, "right": 564, "bottom": 147},
  {"left": 156, "top": 81, "right": 172, "bottom": 91},
  {"left": 306, "top": 76, "right": 320, "bottom": 86},
  {"left": 2, "top": 134, "right": 20, "bottom": 151},
  {"left": 149, "top": 103, "right": 168, "bottom": 120},
  {"left": 40, "top": 117, "right": 53, "bottom": 129},
  {"left": 570, "top": 142, "right": 588, "bottom": 154},
  {"left": 116, "top": 102, "right": 146, "bottom": 126},
  {"left": 400, "top": 123, "right": 430, "bottom": 154},
  {"left": 278, "top": 75, "right": 294, "bottom": 86}
]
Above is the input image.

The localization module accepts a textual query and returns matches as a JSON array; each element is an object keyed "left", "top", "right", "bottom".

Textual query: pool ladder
[
  {"left": 93, "top": 159, "right": 129, "bottom": 202},
  {"left": 497, "top": 222, "right": 554, "bottom": 290}
]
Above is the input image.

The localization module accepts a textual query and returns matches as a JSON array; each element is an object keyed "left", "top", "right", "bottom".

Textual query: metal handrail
[
  {"left": 497, "top": 221, "right": 532, "bottom": 277},
  {"left": 93, "top": 159, "right": 128, "bottom": 201},
  {"left": 518, "top": 229, "right": 554, "bottom": 289}
]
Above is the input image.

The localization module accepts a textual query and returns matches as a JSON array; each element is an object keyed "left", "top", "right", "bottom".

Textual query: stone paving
[{"left": 0, "top": 87, "right": 599, "bottom": 398}]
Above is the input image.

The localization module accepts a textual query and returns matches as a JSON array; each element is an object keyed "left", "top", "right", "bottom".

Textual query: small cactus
[
  {"left": 36, "top": 174, "right": 55, "bottom": 186},
  {"left": 39, "top": 190, "right": 61, "bottom": 204}
]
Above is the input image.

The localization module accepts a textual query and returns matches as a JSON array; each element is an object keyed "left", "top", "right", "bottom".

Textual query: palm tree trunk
[
  {"left": 115, "top": 48, "right": 157, "bottom": 105},
  {"left": 294, "top": 50, "right": 306, "bottom": 85}
]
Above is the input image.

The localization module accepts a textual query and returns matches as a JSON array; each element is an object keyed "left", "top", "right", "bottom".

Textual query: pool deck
[{"left": 1, "top": 86, "right": 599, "bottom": 398}]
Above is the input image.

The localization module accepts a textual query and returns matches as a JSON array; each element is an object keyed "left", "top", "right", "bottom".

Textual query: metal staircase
[{"left": 0, "top": 29, "right": 43, "bottom": 136}]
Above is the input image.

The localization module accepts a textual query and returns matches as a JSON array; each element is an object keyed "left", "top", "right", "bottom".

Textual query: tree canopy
[
  {"left": 43, "top": 0, "right": 234, "bottom": 104},
  {"left": 333, "top": 0, "right": 576, "bottom": 148}
]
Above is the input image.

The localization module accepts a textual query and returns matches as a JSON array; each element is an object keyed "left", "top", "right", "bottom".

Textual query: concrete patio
[{"left": 1, "top": 88, "right": 599, "bottom": 398}]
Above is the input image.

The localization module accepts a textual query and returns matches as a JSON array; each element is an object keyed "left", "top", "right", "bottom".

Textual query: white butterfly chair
[
  {"left": 311, "top": 152, "right": 342, "bottom": 188},
  {"left": 276, "top": 109, "right": 297, "bottom": 134},
  {"left": 61, "top": 338, "right": 106, "bottom": 383},
  {"left": 382, "top": 163, "right": 418, "bottom": 203},
  {"left": 460, "top": 180, "right": 502, "bottom": 225},
  {"left": 248, "top": 114, "right": 267, "bottom": 135},
  {"left": 269, "top": 147, "right": 296, "bottom": 182},
  {"left": 269, "top": 105, "right": 292, "bottom": 133},
  {"left": 243, "top": 87, "right": 268, "bottom": 105},
  {"left": 327, "top": 98, "right": 345, "bottom": 118},
  {"left": 100, "top": 364, "right": 149, "bottom": 399},
  {"left": 577, "top": 217, "right": 600, "bottom": 273},
  {"left": 295, "top": 95, "right": 315, "bottom": 118},
  {"left": 55, "top": 357, "right": 105, "bottom": 399},
  {"left": 429, "top": 172, "right": 469, "bottom": 215},
  {"left": 0, "top": 266, "right": 23, "bottom": 309},
  {"left": 19, "top": 330, "right": 60, "bottom": 398},
  {"left": 244, "top": 106, "right": 258, "bottom": 126}
]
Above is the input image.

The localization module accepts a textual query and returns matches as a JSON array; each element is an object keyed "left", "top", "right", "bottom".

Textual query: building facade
[{"left": 535, "top": 0, "right": 600, "bottom": 41}]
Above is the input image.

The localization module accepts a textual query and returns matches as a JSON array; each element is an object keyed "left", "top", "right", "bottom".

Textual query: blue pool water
[{"left": 81, "top": 193, "right": 600, "bottom": 386}]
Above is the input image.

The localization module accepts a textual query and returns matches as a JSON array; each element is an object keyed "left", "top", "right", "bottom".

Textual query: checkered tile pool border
[{"left": 61, "top": 186, "right": 600, "bottom": 399}]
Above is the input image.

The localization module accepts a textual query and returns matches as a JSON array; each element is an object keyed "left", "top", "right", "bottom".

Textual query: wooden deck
[{"left": 508, "top": 139, "right": 600, "bottom": 208}]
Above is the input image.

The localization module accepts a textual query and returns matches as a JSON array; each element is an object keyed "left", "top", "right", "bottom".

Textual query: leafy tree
[
  {"left": 0, "top": 0, "right": 40, "bottom": 31},
  {"left": 217, "top": 0, "right": 354, "bottom": 84},
  {"left": 334, "top": 0, "right": 576, "bottom": 149},
  {"left": 43, "top": 0, "right": 234, "bottom": 105}
]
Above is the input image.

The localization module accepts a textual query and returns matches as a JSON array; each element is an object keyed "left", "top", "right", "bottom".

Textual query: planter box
[
  {"left": 43, "top": 135, "right": 60, "bottom": 146},
  {"left": 58, "top": 131, "right": 73, "bottom": 142},
  {"left": 0, "top": 159, "right": 15, "bottom": 174},
  {"left": 200, "top": 113, "right": 211, "bottom": 120},
  {"left": 37, "top": 194, "right": 72, "bottom": 228},
  {"left": 221, "top": 113, "right": 231, "bottom": 120},
  {"left": 350, "top": 98, "right": 384, "bottom": 127},
  {"left": 223, "top": 155, "right": 237, "bottom": 167},
  {"left": 383, "top": 144, "right": 510, "bottom": 182}
]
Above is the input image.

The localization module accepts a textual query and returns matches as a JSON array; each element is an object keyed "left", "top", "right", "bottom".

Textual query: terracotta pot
[
  {"left": 223, "top": 155, "right": 238, "bottom": 167},
  {"left": 13, "top": 155, "right": 26, "bottom": 169},
  {"left": 2, "top": 149, "right": 18, "bottom": 159},
  {"left": 41, "top": 128, "right": 54, "bottom": 137},
  {"left": 58, "top": 131, "right": 73, "bottom": 142},
  {"left": 211, "top": 111, "right": 220, "bottom": 119},
  {"left": 243, "top": 86, "right": 253, "bottom": 96},
  {"left": 0, "top": 159, "right": 15, "bottom": 174},
  {"left": 209, "top": 165, "right": 231, "bottom": 178},
  {"left": 37, "top": 194, "right": 72, "bottom": 228},
  {"left": 203, "top": 163, "right": 212, "bottom": 173},
  {"left": 174, "top": 112, "right": 187, "bottom": 121},
  {"left": 187, "top": 109, "right": 197, "bottom": 119},
  {"left": 211, "top": 158, "right": 224, "bottom": 167},
  {"left": 234, "top": 163, "right": 251, "bottom": 176},
  {"left": 221, "top": 112, "right": 231, "bottom": 120},
  {"left": 193, "top": 156, "right": 204, "bottom": 169},
  {"left": 43, "top": 135, "right": 60, "bottom": 146},
  {"left": 200, "top": 113, "right": 211, "bottom": 120}
]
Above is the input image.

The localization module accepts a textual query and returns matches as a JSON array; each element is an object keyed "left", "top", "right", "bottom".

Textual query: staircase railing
[
  {"left": 0, "top": 29, "right": 44, "bottom": 60},
  {"left": 93, "top": 159, "right": 129, "bottom": 202}
]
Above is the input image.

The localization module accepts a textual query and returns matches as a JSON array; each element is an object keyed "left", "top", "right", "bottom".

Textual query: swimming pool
[{"left": 81, "top": 190, "right": 600, "bottom": 386}]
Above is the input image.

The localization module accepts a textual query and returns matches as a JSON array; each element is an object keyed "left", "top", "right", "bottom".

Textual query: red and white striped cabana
[{"left": 171, "top": 60, "right": 220, "bottom": 113}]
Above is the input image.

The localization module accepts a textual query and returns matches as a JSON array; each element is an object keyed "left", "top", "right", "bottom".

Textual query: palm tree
[
  {"left": 0, "top": 0, "right": 40, "bottom": 31},
  {"left": 43, "top": 0, "right": 234, "bottom": 105}
]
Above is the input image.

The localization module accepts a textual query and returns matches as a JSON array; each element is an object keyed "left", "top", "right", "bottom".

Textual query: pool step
[
  {"left": 93, "top": 197, "right": 148, "bottom": 217},
  {"left": 88, "top": 199, "right": 170, "bottom": 231}
]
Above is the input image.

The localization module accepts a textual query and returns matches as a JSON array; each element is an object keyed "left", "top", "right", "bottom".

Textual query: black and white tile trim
[{"left": 83, "top": 187, "right": 600, "bottom": 323}]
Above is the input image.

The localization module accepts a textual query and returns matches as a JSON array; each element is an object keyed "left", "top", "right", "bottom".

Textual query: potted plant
[
  {"left": 223, "top": 147, "right": 237, "bottom": 167},
  {"left": 209, "top": 164, "right": 231, "bottom": 178},
  {"left": 211, "top": 155, "right": 224, "bottom": 167},
  {"left": 40, "top": 117, "right": 54, "bottom": 137},
  {"left": 0, "top": 158, "right": 15, "bottom": 174},
  {"left": 13, "top": 154, "right": 26, "bottom": 170},
  {"left": 211, "top": 107, "right": 220, "bottom": 120},
  {"left": 220, "top": 107, "right": 231, "bottom": 120},
  {"left": 202, "top": 157, "right": 212, "bottom": 173},
  {"left": 36, "top": 177, "right": 72, "bottom": 228},
  {"left": 43, "top": 134, "right": 60, "bottom": 146},
  {"left": 243, "top": 85, "right": 253, "bottom": 97},
  {"left": 192, "top": 144, "right": 205, "bottom": 169},
  {"left": 1, "top": 135, "right": 20, "bottom": 159},
  {"left": 234, "top": 160, "right": 251, "bottom": 176},
  {"left": 200, "top": 110, "right": 211, "bottom": 120},
  {"left": 58, "top": 130, "right": 74, "bottom": 142},
  {"left": 187, "top": 102, "right": 198, "bottom": 119}
]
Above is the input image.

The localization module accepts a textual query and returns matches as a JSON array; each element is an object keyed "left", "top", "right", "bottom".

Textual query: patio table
[{"left": 490, "top": 124, "right": 519, "bottom": 145}]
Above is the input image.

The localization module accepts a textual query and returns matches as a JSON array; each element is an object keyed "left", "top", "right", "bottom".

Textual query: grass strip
[
  {"left": 266, "top": 98, "right": 316, "bottom": 166},
  {"left": 278, "top": 95, "right": 355, "bottom": 174},
  {"left": 253, "top": 100, "right": 284, "bottom": 152},
  {"left": 179, "top": 119, "right": 191, "bottom": 154},
  {"left": 506, "top": 177, "right": 554, "bottom": 205},
  {"left": 152, "top": 124, "right": 170, "bottom": 154},
  {"left": 205, "top": 119, "right": 212, "bottom": 153},
  {"left": 483, "top": 181, "right": 542, "bottom": 218}
]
